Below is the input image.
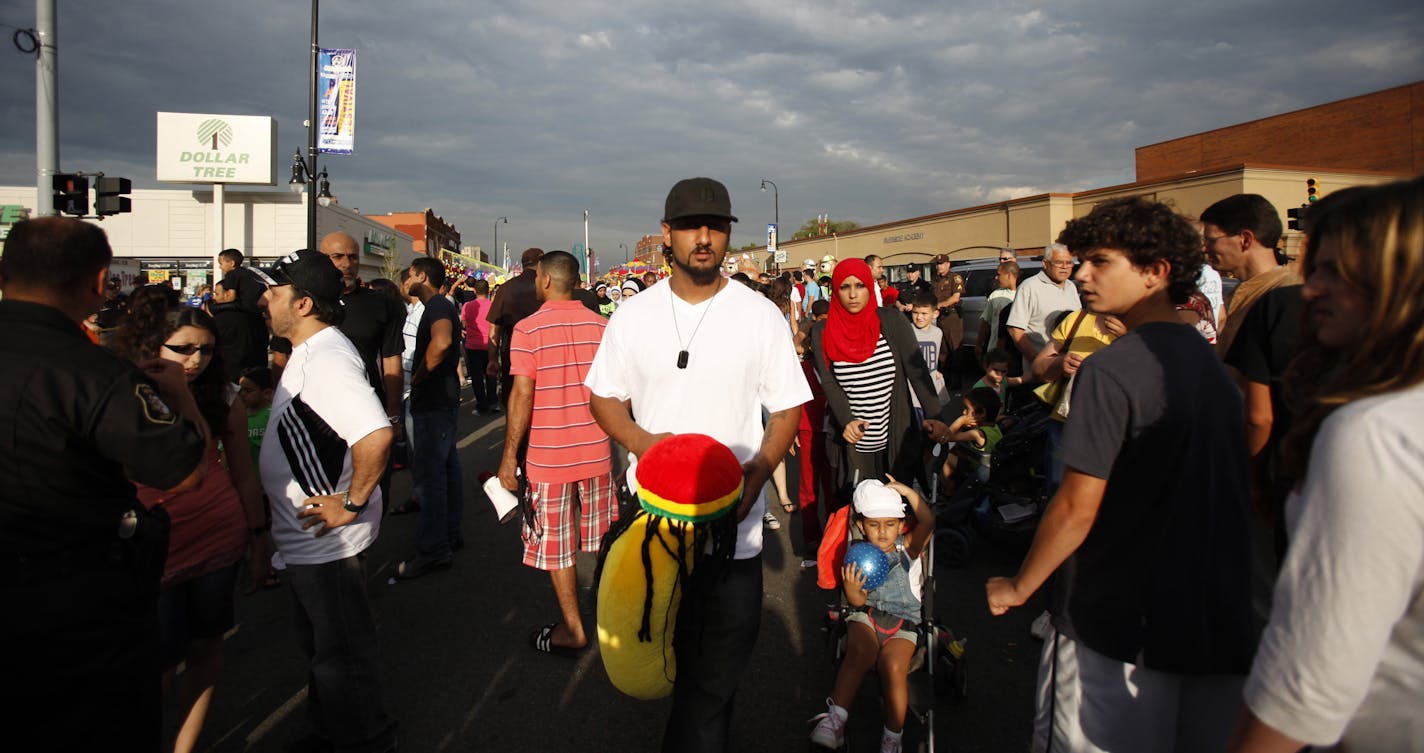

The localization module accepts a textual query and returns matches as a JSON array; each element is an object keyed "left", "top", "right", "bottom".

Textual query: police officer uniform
[
  {"left": 932, "top": 254, "right": 966, "bottom": 381},
  {"left": 895, "top": 271, "right": 933, "bottom": 307},
  {"left": 0, "top": 299, "right": 207, "bottom": 751}
]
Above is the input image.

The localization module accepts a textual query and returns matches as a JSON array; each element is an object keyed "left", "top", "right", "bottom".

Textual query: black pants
[
  {"left": 287, "top": 555, "right": 398, "bottom": 752},
  {"left": 662, "top": 554, "right": 764, "bottom": 753},
  {"left": 1, "top": 551, "right": 161, "bottom": 752},
  {"left": 462, "top": 348, "right": 496, "bottom": 410}
]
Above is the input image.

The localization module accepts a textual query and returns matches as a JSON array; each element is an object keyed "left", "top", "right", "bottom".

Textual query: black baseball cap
[
  {"left": 251, "top": 248, "right": 344, "bottom": 303},
  {"left": 663, "top": 177, "right": 738, "bottom": 224}
]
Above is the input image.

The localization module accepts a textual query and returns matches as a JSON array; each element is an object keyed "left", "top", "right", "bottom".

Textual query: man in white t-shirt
[
  {"left": 586, "top": 178, "right": 810, "bottom": 753},
  {"left": 1006, "top": 243, "right": 1082, "bottom": 379},
  {"left": 252, "top": 249, "right": 398, "bottom": 752}
]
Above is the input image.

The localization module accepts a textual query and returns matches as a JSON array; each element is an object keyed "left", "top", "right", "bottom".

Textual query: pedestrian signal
[{"left": 52, "top": 173, "right": 89, "bottom": 217}]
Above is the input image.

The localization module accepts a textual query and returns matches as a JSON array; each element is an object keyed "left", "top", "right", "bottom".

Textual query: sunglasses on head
[{"left": 163, "top": 343, "right": 215, "bottom": 356}]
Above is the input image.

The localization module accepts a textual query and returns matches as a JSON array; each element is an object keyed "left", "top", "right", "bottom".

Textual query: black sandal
[{"left": 529, "top": 622, "right": 584, "bottom": 657}]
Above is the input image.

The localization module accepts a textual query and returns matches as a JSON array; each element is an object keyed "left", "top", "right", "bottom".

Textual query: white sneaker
[
  {"left": 809, "top": 699, "right": 846, "bottom": 749},
  {"left": 762, "top": 510, "right": 781, "bottom": 530},
  {"left": 879, "top": 728, "right": 903, "bottom": 753}
]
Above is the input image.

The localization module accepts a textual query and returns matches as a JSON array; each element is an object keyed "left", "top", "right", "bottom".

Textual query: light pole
[
  {"left": 494, "top": 216, "right": 507, "bottom": 265},
  {"left": 304, "top": 0, "right": 319, "bottom": 252},
  {"left": 619, "top": 243, "right": 629, "bottom": 264},
  {"left": 760, "top": 177, "right": 779, "bottom": 237}
]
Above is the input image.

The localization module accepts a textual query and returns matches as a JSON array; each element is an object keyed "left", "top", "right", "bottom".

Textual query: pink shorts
[
  {"left": 521, "top": 472, "right": 618, "bottom": 571},
  {"left": 848, "top": 607, "right": 918, "bottom": 646}
]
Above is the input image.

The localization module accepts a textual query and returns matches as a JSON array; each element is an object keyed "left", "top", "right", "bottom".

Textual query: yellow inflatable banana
[{"left": 596, "top": 434, "right": 743, "bottom": 700}]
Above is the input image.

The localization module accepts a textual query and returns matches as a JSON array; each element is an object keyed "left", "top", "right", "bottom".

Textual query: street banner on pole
[
  {"left": 769, "top": 223, "right": 784, "bottom": 264},
  {"left": 318, "top": 48, "right": 356, "bottom": 155}
]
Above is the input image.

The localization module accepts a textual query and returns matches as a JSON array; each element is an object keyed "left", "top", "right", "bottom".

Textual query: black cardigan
[{"left": 809, "top": 308, "right": 945, "bottom": 489}]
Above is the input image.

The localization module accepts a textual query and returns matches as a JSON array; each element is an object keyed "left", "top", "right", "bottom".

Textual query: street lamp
[
  {"left": 619, "top": 243, "right": 629, "bottom": 263},
  {"left": 289, "top": 152, "right": 335, "bottom": 209},
  {"left": 494, "top": 216, "right": 507, "bottom": 264},
  {"left": 759, "top": 178, "right": 779, "bottom": 236}
]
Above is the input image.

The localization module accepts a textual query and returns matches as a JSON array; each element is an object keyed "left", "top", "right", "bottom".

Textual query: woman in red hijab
[{"left": 808, "top": 258, "right": 950, "bottom": 508}]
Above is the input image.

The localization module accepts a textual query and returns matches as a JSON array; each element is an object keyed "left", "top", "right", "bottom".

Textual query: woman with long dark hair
[
  {"left": 809, "top": 259, "right": 949, "bottom": 503},
  {"left": 112, "top": 286, "right": 266, "bottom": 753},
  {"left": 1228, "top": 176, "right": 1424, "bottom": 752}
]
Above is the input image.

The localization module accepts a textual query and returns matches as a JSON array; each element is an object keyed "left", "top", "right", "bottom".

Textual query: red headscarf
[{"left": 822, "top": 258, "right": 881, "bottom": 363}]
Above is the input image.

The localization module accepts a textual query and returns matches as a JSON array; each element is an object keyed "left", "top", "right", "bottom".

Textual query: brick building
[{"left": 368, "top": 208, "right": 461, "bottom": 260}]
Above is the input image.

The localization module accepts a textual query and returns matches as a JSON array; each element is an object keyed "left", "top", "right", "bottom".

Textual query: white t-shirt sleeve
[
  {"left": 584, "top": 308, "right": 630, "bottom": 401},
  {"left": 304, "top": 347, "right": 390, "bottom": 445},
  {"left": 757, "top": 304, "right": 813, "bottom": 414},
  {"left": 1005, "top": 284, "right": 1035, "bottom": 331},
  {"left": 1243, "top": 404, "right": 1424, "bottom": 746}
]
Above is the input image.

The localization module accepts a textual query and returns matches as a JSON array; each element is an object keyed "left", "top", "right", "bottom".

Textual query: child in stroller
[{"left": 811, "top": 476, "right": 934, "bottom": 753}]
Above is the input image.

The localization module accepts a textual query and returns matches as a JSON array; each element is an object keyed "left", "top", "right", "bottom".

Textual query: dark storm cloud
[{"left": 1, "top": 0, "right": 1419, "bottom": 256}]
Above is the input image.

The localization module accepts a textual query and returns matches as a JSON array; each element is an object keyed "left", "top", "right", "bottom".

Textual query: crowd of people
[{"left": 1, "top": 173, "right": 1420, "bottom": 753}]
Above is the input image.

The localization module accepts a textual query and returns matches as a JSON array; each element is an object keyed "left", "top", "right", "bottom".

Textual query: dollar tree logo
[{"left": 197, "top": 119, "right": 234, "bottom": 150}]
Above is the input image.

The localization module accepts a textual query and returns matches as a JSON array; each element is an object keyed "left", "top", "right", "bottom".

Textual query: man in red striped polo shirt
[{"left": 498, "top": 250, "right": 617, "bottom": 656}]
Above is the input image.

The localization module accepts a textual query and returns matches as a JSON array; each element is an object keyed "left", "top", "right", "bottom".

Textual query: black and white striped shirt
[{"left": 832, "top": 336, "right": 895, "bottom": 452}]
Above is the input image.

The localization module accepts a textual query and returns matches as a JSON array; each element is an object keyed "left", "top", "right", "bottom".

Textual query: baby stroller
[
  {"left": 932, "top": 401, "right": 1052, "bottom": 567},
  {"left": 815, "top": 476, "right": 968, "bottom": 752}
]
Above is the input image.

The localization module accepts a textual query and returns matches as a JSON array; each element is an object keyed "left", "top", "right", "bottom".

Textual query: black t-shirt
[
  {"left": 217, "top": 266, "right": 266, "bottom": 314},
  {"left": 410, "top": 295, "right": 462, "bottom": 412},
  {"left": 1056, "top": 322, "right": 1254, "bottom": 675},
  {"left": 487, "top": 270, "right": 541, "bottom": 360},
  {"left": 272, "top": 285, "right": 404, "bottom": 405},
  {"left": 0, "top": 301, "right": 207, "bottom": 553},
  {"left": 572, "top": 287, "right": 601, "bottom": 315},
  {"left": 1224, "top": 285, "right": 1303, "bottom": 449}
]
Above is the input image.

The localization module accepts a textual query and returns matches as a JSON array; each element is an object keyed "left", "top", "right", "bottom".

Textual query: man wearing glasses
[
  {"left": 1006, "top": 243, "right": 1082, "bottom": 379},
  {"left": 1199, "top": 194, "right": 1299, "bottom": 355}
]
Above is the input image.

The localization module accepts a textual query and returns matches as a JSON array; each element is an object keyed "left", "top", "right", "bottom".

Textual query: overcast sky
[{"left": 1, "top": 1, "right": 1420, "bottom": 263}]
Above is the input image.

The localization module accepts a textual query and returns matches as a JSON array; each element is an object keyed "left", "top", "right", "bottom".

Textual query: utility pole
[{"left": 35, "top": 0, "right": 58, "bottom": 216}]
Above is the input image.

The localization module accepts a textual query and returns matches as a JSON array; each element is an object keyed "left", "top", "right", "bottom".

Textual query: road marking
[
  {"left": 246, "top": 686, "right": 307, "bottom": 745},
  {"left": 458, "top": 416, "right": 506, "bottom": 449}
]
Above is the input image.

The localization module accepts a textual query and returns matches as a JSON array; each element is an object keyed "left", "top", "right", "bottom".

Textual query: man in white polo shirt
[
  {"left": 253, "top": 249, "right": 398, "bottom": 753},
  {"left": 1006, "top": 243, "right": 1081, "bottom": 380},
  {"left": 586, "top": 177, "right": 810, "bottom": 753}
]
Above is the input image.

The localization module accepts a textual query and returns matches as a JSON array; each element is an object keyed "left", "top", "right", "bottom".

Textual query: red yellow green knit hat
[{"left": 635, "top": 434, "right": 743, "bottom": 523}]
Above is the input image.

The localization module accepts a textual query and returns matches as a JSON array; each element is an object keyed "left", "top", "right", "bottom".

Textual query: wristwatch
[{"left": 342, "top": 491, "right": 368, "bottom": 514}]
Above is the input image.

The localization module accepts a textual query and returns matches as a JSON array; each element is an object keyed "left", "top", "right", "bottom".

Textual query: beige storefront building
[{"left": 763, "top": 82, "right": 1421, "bottom": 271}]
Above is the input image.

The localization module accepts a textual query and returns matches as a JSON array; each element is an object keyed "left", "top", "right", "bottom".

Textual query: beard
[{"left": 671, "top": 244, "right": 724, "bottom": 286}]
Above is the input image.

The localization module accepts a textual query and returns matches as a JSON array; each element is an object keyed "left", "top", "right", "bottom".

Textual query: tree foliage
[{"left": 791, "top": 216, "right": 860, "bottom": 240}]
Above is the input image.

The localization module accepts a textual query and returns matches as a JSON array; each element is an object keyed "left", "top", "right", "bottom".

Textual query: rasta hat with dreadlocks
[{"left": 595, "top": 434, "right": 742, "bottom": 700}]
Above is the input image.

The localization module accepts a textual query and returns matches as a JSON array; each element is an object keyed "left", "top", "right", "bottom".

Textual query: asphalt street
[{"left": 190, "top": 389, "right": 1046, "bottom": 753}]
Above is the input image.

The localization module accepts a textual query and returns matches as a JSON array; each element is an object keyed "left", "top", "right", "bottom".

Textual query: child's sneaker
[
  {"left": 808, "top": 698, "right": 846, "bottom": 749},
  {"left": 879, "top": 727, "right": 903, "bottom": 753},
  {"left": 762, "top": 510, "right": 781, "bottom": 530}
]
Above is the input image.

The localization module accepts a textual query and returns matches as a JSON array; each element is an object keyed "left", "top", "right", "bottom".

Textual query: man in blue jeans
[{"left": 397, "top": 257, "right": 465, "bottom": 578}]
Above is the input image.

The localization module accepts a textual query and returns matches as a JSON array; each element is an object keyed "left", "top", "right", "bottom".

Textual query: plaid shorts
[{"left": 521, "top": 471, "right": 619, "bottom": 571}]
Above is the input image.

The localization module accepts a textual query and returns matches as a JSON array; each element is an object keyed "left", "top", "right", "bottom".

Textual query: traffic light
[
  {"left": 1306, "top": 177, "right": 1319, "bottom": 203},
  {"left": 1288, "top": 205, "right": 1310, "bottom": 232},
  {"left": 94, "top": 176, "right": 132, "bottom": 216},
  {"left": 52, "top": 173, "right": 89, "bottom": 216}
]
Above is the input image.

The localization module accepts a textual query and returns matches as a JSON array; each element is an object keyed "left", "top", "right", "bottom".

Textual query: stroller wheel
[{"left": 935, "top": 528, "right": 973, "bottom": 568}]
